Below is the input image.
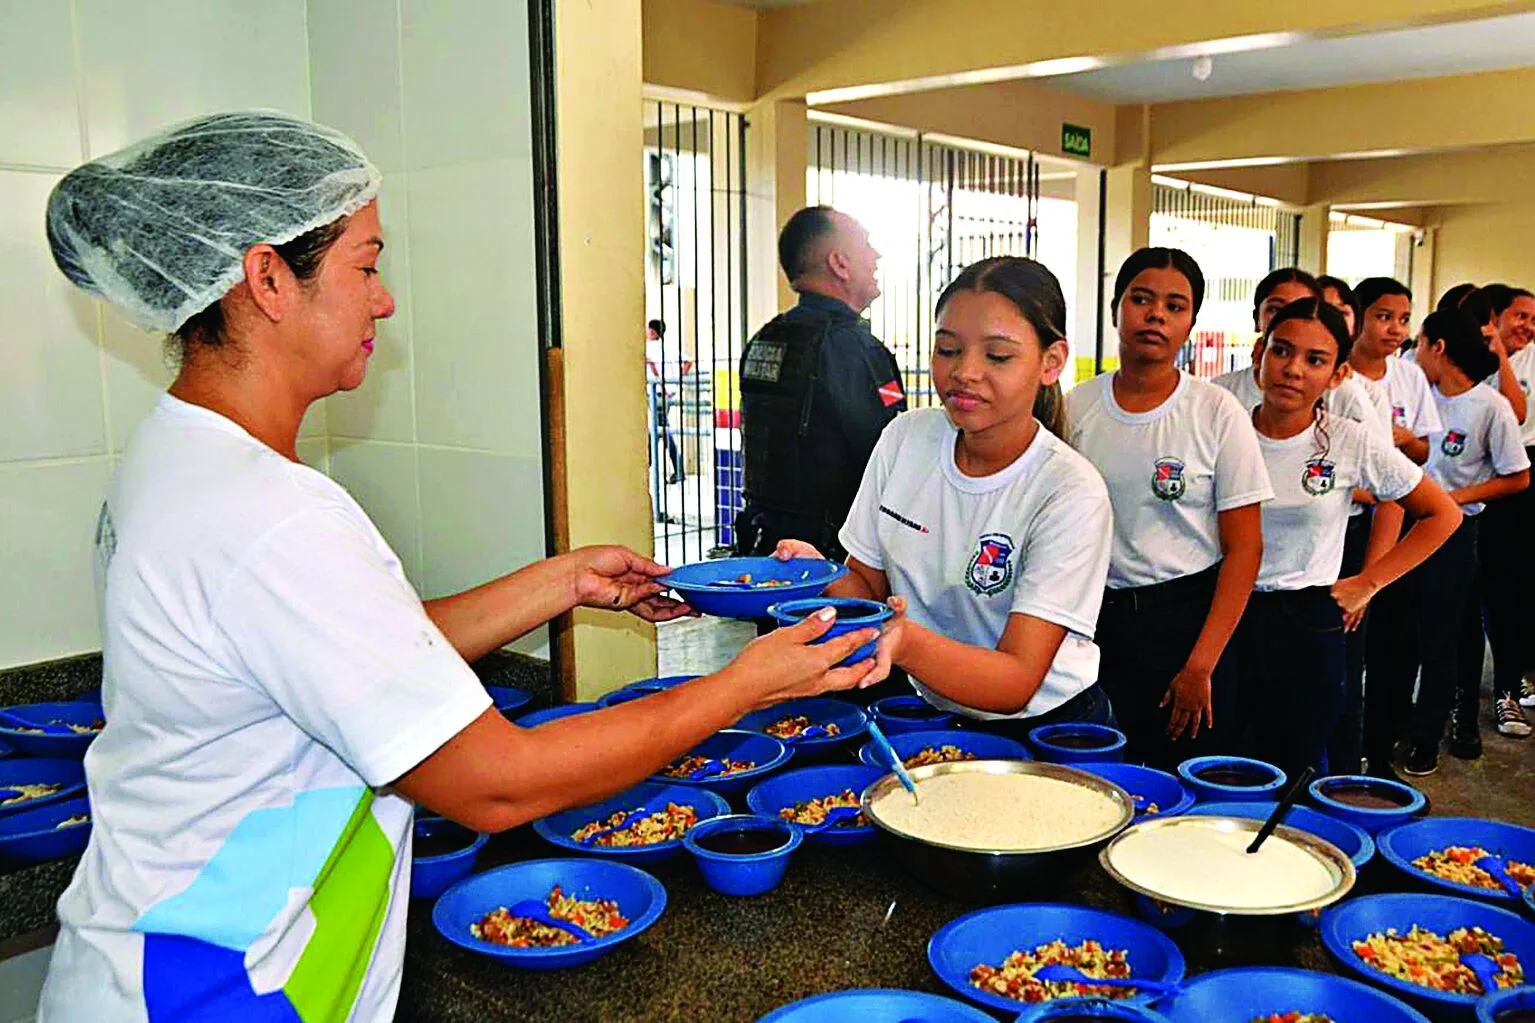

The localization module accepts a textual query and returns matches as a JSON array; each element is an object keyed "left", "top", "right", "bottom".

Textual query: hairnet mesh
[{"left": 46, "top": 110, "right": 381, "bottom": 333}]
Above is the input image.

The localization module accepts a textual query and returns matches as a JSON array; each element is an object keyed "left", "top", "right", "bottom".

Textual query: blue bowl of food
[
  {"left": 1188, "top": 802, "right": 1375, "bottom": 873},
  {"left": 1479, "top": 985, "right": 1535, "bottom": 1023},
  {"left": 532, "top": 781, "right": 730, "bottom": 865},
  {"left": 431, "top": 857, "right": 665, "bottom": 970},
  {"left": 927, "top": 902, "right": 1186, "bottom": 1015},
  {"left": 0, "top": 702, "right": 106, "bottom": 758},
  {"left": 1075, "top": 763, "right": 1193, "bottom": 823},
  {"left": 1377, "top": 818, "right": 1535, "bottom": 906},
  {"left": 660, "top": 557, "right": 847, "bottom": 619},
  {"left": 648, "top": 729, "right": 790, "bottom": 798},
  {"left": 1029, "top": 723, "right": 1128, "bottom": 765},
  {"left": 1323, "top": 893, "right": 1535, "bottom": 1014},
  {"left": 1177, "top": 756, "right": 1287, "bottom": 803},
  {"left": 1160, "top": 966, "right": 1430, "bottom": 1022},
  {"left": 856, "top": 728, "right": 1031, "bottom": 772},
  {"left": 745, "top": 764, "right": 885, "bottom": 847},
  {"left": 766, "top": 597, "right": 892, "bottom": 667},
  {"left": 484, "top": 685, "right": 533, "bottom": 718},
  {"left": 869, "top": 695, "right": 956, "bottom": 734},
  {"left": 734, "top": 698, "right": 868, "bottom": 762},
  {"left": 683, "top": 813, "right": 801, "bottom": 896},
  {"left": 596, "top": 675, "right": 699, "bottom": 708},
  {"left": 1310, "top": 774, "right": 1428, "bottom": 837},
  {"left": 0, "top": 758, "right": 87, "bottom": 819},
  {"left": 514, "top": 702, "right": 600, "bottom": 728},
  {"left": 758, "top": 988, "right": 998, "bottom": 1022},
  {"left": 410, "top": 814, "right": 489, "bottom": 901},
  {"left": 0, "top": 795, "right": 91, "bottom": 863},
  {"left": 1015, "top": 1001, "right": 1172, "bottom": 1022}
]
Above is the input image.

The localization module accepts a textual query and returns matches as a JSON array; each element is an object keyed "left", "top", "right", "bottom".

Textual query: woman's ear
[{"left": 1040, "top": 338, "right": 1069, "bottom": 386}]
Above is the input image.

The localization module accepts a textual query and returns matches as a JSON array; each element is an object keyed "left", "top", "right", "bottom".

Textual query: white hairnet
[{"left": 46, "top": 110, "right": 381, "bottom": 333}]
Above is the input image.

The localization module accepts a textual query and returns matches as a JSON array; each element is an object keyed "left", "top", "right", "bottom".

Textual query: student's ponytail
[{"left": 1033, "top": 381, "right": 1066, "bottom": 438}]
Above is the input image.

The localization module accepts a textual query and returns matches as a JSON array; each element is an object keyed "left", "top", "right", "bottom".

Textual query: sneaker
[
  {"left": 1520, "top": 678, "right": 1535, "bottom": 709},
  {"left": 1403, "top": 742, "right": 1440, "bottom": 777},
  {"left": 1496, "top": 694, "right": 1533, "bottom": 738},
  {"left": 1448, "top": 728, "right": 1483, "bottom": 760}
]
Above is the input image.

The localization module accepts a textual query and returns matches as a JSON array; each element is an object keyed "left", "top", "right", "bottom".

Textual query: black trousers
[
  {"left": 1478, "top": 452, "right": 1535, "bottom": 700},
  {"left": 961, "top": 682, "right": 1117, "bottom": 744},
  {"left": 1364, "top": 514, "right": 1416, "bottom": 768},
  {"left": 1327, "top": 511, "right": 1373, "bottom": 775},
  {"left": 1237, "top": 587, "right": 1346, "bottom": 782},
  {"left": 1095, "top": 563, "right": 1240, "bottom": 771}
]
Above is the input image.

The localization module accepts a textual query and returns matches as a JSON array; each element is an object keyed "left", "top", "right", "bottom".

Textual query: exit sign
[{"left": 1062, "top": 123, "right": 1092, "bottom": 158}]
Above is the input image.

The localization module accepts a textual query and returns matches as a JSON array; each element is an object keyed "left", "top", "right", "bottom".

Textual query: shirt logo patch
[
  {"left": 965, "top": 532, "right": 1015, "bottom": 596},
  {"left": 1151, "top": 457, "right": 1187, "bottom": 501},
  {"left": 1391, "top": 403, "right": 1407, "bottom": 428},
  {"left": 1302, "top": 458, "right": 1337, "bottom": 496},
  {"left": 1442, "top": 429, "right": 1467, "bottom": 457},
  {"left": 877, "top": 379, "right": 904, "bottom": 407}
]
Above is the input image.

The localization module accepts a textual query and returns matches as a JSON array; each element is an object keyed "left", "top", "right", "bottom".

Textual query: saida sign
[{"left": 1061, "top": 123, "right": 1092, "bottom": 158}]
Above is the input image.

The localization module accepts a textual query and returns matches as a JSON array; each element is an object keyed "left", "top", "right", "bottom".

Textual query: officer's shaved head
[
  {"left": 778, "top": 207, "right": 881, "bottom": 313},
  {"left": 778, "top": 206, "right": 838, "bottom": 281}
]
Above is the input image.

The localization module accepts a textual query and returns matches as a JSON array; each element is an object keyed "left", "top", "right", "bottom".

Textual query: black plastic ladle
[{"left": 1246, "top": 765, "right": 1316, "bottom": 855}]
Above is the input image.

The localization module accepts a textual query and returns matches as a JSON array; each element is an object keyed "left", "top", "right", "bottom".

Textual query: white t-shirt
[
  {"left": 41, "top": 396, "right": 491, "bottom": 1023},
  {"left": 1489, "top": 344, "right": 1535, "bottom": 445},
  {"left": 1353, "top": 373, "right": 1395, "bottom": 437},
  {"left": 1372, "top": 356, "right": 1442, "bottom": 439},
  {"left": 1254, "top": 413, "right": 1423, "bottom": 590},
  {"left": 1065, "top": 371, "right": 1274, "bottom": 589},
  {"left": 838, "top": 409, "right": 1112, "bottom": 720},
  {"left": 1425, "top": 383, "right": 1532, "bottom": 516}
]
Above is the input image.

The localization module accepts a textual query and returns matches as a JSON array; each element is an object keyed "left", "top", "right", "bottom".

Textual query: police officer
[{"left": 737, "top": 207, "right": 907, "bottom": 561}]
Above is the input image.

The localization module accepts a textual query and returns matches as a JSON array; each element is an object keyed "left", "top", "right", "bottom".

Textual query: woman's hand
[
  {"left": 1160, "top": 664, "right": 1214, "bottom": 740},
  {"left": 878, "top": 595, "right": 911, "bottom": 668},
  {"left": 728, "top": 606, "right": 890, "bottom": 708},
  {"left": 567, "top": 545, "right": 695, "bottom": 621},
  {"left": 773, "top": 539, "right": 826, "bottom": 561},
  {"left": 1331, "top": 575, "right": 1379, "bottom": 632}
]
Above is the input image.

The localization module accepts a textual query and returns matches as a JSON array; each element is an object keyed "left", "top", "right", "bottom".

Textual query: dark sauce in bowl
[
  {"left": 1321, "top": 784, "right": 1411, "bottom": 809},
  {"left": 1048, "top": 733, "right": 1113, "bottom": 749},
  {"left": 880, "top": 703, "right": 941, "bottom": 720},
  {"left": 1497, "top": 1011, "right": 1535, "bottom": 1023},
  {"left": 1196, "top": 767, "right": 1270, "bottom": 787},
  {"left": 414, "top": 823, "right": 476, "bottom": 859},
  {"left": 697, "top": 828, "right": 790, "bottom": 855}
]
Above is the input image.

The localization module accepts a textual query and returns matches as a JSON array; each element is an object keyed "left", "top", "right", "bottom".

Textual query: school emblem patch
[
  {"left": 1442, "top": 429, "right": 1467, "bottom": 457},
  {"left": 1391, "top": 403, "right": 1407, "bottom": 428},
  {"left": 965, "top": 532, "right": 1015, "bottom": 596},
  {"left": 1151, "top": 457, "right": 1187, "bottom": 501},
  {"left": 1302, "top": 458, "right": 1336, "bottom": 496}
]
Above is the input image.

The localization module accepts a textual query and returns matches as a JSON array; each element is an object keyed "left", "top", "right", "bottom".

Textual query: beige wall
[
  {"left": 1432, "top": 201, "right": 1535, "bottom": 298},
  {"left": 641, "top": 0, "right": 757, "bottom": 103}
]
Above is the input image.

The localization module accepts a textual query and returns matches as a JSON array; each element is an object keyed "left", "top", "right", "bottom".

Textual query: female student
[
  {"left": 776, "top": 257, "right": 1116, "bottom": 734},
  {"left": 1238, "top": 299, "right": 1458, "bottom": 781},
  {"left": 1065, "top": 248, "right": 1272, "bottom": 769}
]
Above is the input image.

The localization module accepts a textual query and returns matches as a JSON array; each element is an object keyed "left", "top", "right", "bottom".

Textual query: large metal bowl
[{"left": 860, "top": 759, "right": 1133, "bottom": 901}]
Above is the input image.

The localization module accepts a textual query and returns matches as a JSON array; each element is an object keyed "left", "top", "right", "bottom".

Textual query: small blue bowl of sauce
[{"left": 683, "top": 813, "right": 801, "bottom": 896}]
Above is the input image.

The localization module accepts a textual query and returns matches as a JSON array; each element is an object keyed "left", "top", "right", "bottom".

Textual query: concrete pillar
[
  {"left": 1072, "top": 168, "right": 1105, "bottom": 384},
  {"left": 1101, "top": 163, "right": 1152, "bottom": 372},
  {"left": 1298, "top": 203, "right": 1331, "bottom": 274},
  {"left": 744, "top": 98, "right": 809, "bottom": 329},
  {"left": 1411, "top": 226, "right": 1437, "bottom": 325}
]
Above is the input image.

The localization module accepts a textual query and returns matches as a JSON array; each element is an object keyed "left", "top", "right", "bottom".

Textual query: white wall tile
[
  {"left": 0, "top": 459, "right": 111, "bottom": 668},
  {"left": 417, "top": 448, "right": 545, "bottom": 600},
  {"left": 407, "top": 158, "right": 542, "bottom": 455},
  {"left": 399, "top": 0, "right": 531, "bottom": 172},
  {"left": 307, "top": 0, "right": 405, "bottom": 173},
  {"left": 329, "top": 439, "right": 423, "bottom": 588},
  {"left": 0, "top": 1, "right": 81, "bottom": 168},
  {"left": 0, "top": 170, "right": 106, "bottom": 461},
  {"left": 100, "top": 308, "right": 171, "bottom": 453},
  {"left": 75, "top": 0, "right": 310, "bottom": 157}
]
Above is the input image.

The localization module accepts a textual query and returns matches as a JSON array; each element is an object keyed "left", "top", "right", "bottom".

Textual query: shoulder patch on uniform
[
  {"left": 743, "top": 340, "right": 787, "bottom": 383},
  {"left": 877, "top": 379, "right": 904, "bottom": 407}
]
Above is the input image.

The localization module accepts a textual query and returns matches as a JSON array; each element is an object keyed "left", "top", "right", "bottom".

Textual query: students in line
[
  {"left": 1065, "top": 248, "right": 1271, "bottom": 769},
  {"left": 1237, "top": 299, "right": 1458, "bottom": 781},
  {"left": 776, "top": 257, "right": 1116, "bottom": 736},
  {"left": 1456, "top": 288, "right": 1528, "bottom": 422}
]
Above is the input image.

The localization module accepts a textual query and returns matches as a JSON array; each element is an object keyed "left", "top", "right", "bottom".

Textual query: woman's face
[
  {"left": 1499, "top": 296, "right": 1535, "bottom": 353},
  {"left": 1355, "top": 294, "right": 1413, "bottom": 358},
  {"left": 1321, "top": 286, "right": 1357, "bottom": 337},
  {"left": 1255, "top": 280, "right": 1317, "bottom": 334},
  {"left": 284, "top": 201, "right": 395, "bottom": 395},
  {"left": 1259, "top": 318, "right": 1345, "bottom": 415},
  {"left": 1117, "top": 267, "right": 1195, "bottom": 366},
  {"left": 932, "top": 289, "right": 1063, "bottom": 438},
  {"left": 1416, "top": 336, "right": 1445, "bottom": 384}
]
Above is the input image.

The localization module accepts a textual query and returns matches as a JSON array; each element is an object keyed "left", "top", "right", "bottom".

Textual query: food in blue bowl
[
  {"left": 1160, "top": 966, "right": 1430, "bottom": 1022},
  {"left": 1187, "top": 802, "right": 1374, "bottom": 872},
  {"left": 856, "top": 728, "right": 1030, "bottom": 772},
  {"left": 596, "top": 675, "right": 699, "bottom": 708},
  {"left": 766, "top": 597, "right": 893, "bottom": 667},
  {"left": 927, "top": 902, "right": 1185, "bottom": 1014},
  {"left": 1323, "top": 893, "right": 1535, "bottom": 1013},
  {"left": 757, "top": 988, "right": 998, "bottom": 1022},
  {"left": 1076, "top": 763, "right": 1193, "bottom": 822},
  {"left": 734, "top": 698, "right": 868, "bottom": 762},
  {"left": 1015, "top": 1002, "right": 1172, "bottom": 1022},
  {"left": 0, "top": 702, "right": 106, "bottom": 758},
  {"left": 648, "top": 729, "right": 790, "bottom": 798},
  {"left": 746, "top": 763, "right": 885, "bottom": 847},
  {"left": 1029, "top": 723, "right": 1127, "bottom": 765},
  {"left": 659, "top": 557, "right": 847, "bottom": 619},
  {"left": 431, "top": 857, "right": 665, "bottom": 970},
  {"left": 410, "top": 814, "right": 489, "bottom": 901},
  {"left": 532, "top": 781, "right": 730, "bottom": 865},
  {"left": 0, "top": 758, "right": 87, "bottom": 819},
  {"left": 1377, "top": 817, "right": 1535, "bottom": 906},
  {"left": 514, "top": 702, "right": 600, "bottom": 728},
  {"left": 1309, "top": 774, "right": 1427, "bottom": 837},
  {"left": 1478, "top": 984, "right": 1535, "bottom": 1023},
  {"left": 1177, "top": 755, "right": 1287, "bottom": 803},
  {"left": 0, "top": 795, "right": 91, "bottom": 863},
  {"left": 683, "top": 813, "right": 801, "bottom": 896},
  {"left": 484, "top": 685, "right": 533, "bottom": 718},
  {"left": 869, "top": 694, "right": 956, "bottom": 734}
]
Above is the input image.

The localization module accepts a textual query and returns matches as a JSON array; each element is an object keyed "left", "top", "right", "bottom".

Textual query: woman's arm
[
  {"left": 890, "top": 610, "right": 1065, "bottom": 715},
  {"left": 1447, "top": 469, "right": 1530, "bottom": 508},
  {"left": 1332, "top": 477, "right": 1459, "bottom": 617},
  {"left": 1392, "top": 425, "right": 1431, "bottom": 464},
  {"left": 774, "top": 542, "right": 890, "bottom": 602},
  {"left": 1364, "top": 500, "right": 1405, "bottom": 569},
  {"left": 1491, "top": 337, "right": 1529, "bottom": 423}
]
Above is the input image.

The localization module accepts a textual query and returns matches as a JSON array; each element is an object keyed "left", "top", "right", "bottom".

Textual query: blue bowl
[
  {"left": 1177, "top": 756, "right": 1287, "bottom": 803},
  {"left": 1029, "top": 722, "right": 1128, "bottom": 765},
  {"left": 1015, "top": 1002, "right": 1172, "bottom": 1022},
  {"left": 856, "top": 728, "right": 1031, "bottom": 772},
  {"left": 660, "top": 557, "right": 847, "bottom": 619},
  {"left": 1322, "top": 893, "right": 1535, "bottom": 1015},
  {"left": 649, "top": 730, "right": 791, "bottom": 798},
  {"left": 1378, "top": 817, "right": 1535, "bottom": 906},
  {"left": 0, "top": 702, "right": 105, "bottom": 758},
  {"left": 869, "top": 695, "right": 956, "bottom": 734},
  {"left": 1076, "top": 763, "right": 1193, "bottom": 823},
  {"left": 734, "top": 698, "right": 869, "bottom": 762},
  {"left": 1310, "top": 774, "right": 1428, "bottom": 837},
  {"left": 514, "top": 702, "right": 600, "bottom": 728},
  {"left": 596, "top": 675, "right": 699, "bottom": 708},
  {"left": 1161, "top": 967, "right": 1429, "bottom": 1022},
  {"left": 683, "top": 813, "right": 801, "bottom": 896},
  {"left": 0, "top": 758, "right": 87, "bottom": 819},
  {"left": 484, "top": 685, "right": 533, "bottom": 717},
  {"left": 745, "top": 764, "right": 885, "bottom": 847},
  {"left": 766, "top": 597, "right": 893, "bottom": 666},
  {"left": 927, "top": 902, "right": 1186, "bottom": 1015},
  {"left": 758, "top": 988, "right": 997, "bottom": 1022},
  {"left": 1188, "top": 801, "right": 1375, "bottom": 871},
  {"left": 532, "top": 781, "right": 731, "bottom": 865},
  {"left": 410, "top": 814, "right": 489, "bottom": 901},
  {"left": 431, "top": 857, "right": 666, "bottom": 970},
  {"left": 1479, "top": 986, "right": 1535, "bottom": 1023},
  {"left": 0, "top": 795, "right": 91, "bottom": 863}
]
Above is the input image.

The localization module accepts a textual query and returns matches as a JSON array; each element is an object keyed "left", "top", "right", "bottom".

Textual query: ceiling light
[{"left": 1191, "top": 56, "right": 1213, "bottom": 82}]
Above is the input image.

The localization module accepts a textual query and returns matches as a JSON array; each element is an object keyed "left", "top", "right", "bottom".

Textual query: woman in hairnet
[{"left": 38, "top": 111, "right": 891, "bottom": 1021}]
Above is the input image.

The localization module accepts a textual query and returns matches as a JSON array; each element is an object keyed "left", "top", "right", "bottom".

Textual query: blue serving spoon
[
  {"left": 0, "top": 710, "right": 72, "bottom": 735},
  {"left": 0, "top": 788, "right": 20, "bottom": 803},
  {"left": 1031, "top": 964, "right": 1181, "bottom": 998},
  {"left": 1461, "top": 951, "right": 1504, "bottom": 993},
  {"left": 864, "top": 720, "right": 919, "bottom": 803},
  {"left": 1475, "top": 855, "right": 1528, "bottom": 898},
  {"left": 800, "top": 805, "right": 864, "bottom": 833},
  {"left": 685, "top": 758, "right": 732, "bottom": 781},
  {"left": 576, "top": 806, "right": 657, "bottom": 847},
  {"left": 507, "top": 899, "right": 597, "bottom": 942}
]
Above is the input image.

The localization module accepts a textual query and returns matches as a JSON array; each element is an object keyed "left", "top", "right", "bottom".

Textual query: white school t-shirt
[
  {"left": 41, "top": 395, "right": 491, "bottom": 1023},
  {"left": 1065, "top": 371, "right": 1274, "bottom": 589},
  {"left": 838, "top": 409, "right": 1112, "bottom": 720},
  {"left": 1354, "top": 372, "right": 1395, "bottom": 436},
  {"left": 1425, "top": 383, "right": 1531, "bottom": 516},
  {"left": 1375, "top": 356, "right": 1443, "bottom": 439},
  {"left": 1254, "top": 413, "right": 1423, "bottom": 590},
  {"left": 1489, "top": 344, "right": 1535, "bottom": 445}
]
